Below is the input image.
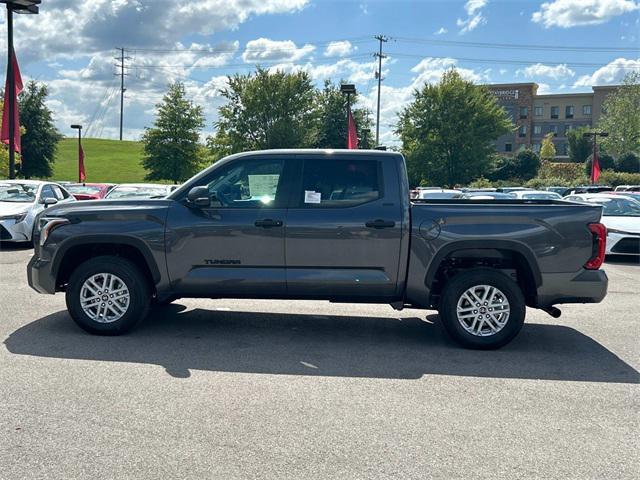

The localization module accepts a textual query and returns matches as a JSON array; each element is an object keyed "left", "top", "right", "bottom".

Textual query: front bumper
[
  {"left": 536, "top": 268, "right": 608, "bottom": 307},
  {"left": 27, "top": 251, "right": 56, "bottom": 294},
  {"left": 607, "top": 232, "right": 640, "bottom": 255},
  {"left": 0, "top": 219, "right": 30, "bottom": 242}
]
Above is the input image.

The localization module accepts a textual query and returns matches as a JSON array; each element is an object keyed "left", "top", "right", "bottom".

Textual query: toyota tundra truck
[{"left": 28, "top": 149, "right": 608, "bottom": 349}]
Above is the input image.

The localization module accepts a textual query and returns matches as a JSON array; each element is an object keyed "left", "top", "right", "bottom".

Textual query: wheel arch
[
  {"left": 53, "top": 235, "right": 161, "bottom": 291},
  {"left": 426, "top": 240, "right": 541, "bottom": 307}
]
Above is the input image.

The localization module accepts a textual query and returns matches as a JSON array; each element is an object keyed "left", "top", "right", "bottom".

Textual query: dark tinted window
[{"left": 300, "top": 159, "right": 381, "bottom": 208}]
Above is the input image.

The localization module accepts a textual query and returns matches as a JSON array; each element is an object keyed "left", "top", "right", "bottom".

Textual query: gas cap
[{"left": 419, "top": 219, "right": 442, "bottom": 240}]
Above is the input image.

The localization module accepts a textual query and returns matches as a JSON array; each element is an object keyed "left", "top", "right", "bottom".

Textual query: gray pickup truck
[{"left": 28, "top": 150, "right": 608, "bottom": 349}]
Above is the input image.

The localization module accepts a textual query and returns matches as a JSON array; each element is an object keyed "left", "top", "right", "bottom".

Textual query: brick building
[{"left": 486, "top": 83, "right": 618, "bottom": 159}]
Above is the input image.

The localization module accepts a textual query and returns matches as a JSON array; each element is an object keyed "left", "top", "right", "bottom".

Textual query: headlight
[
  {"left": 0, "top": 212, "right": 27, "bottom": 223},
  {"left": 38, "top": 217, "right": 70, "bottom": 246}
]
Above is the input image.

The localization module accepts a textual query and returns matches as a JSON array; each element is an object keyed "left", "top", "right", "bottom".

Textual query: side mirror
[
  {"left": 43, "top": 197, "right": 58, "bottom": 207},
  {"left": 187, "top": 186, "right": 211, "bottom": 208}
]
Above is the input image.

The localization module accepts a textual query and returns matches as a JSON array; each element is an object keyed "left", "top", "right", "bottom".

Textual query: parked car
[
  {"left": 614, "top": 185, "right": 640, "bottom": 192},
  {"left": 104, "top": 183, "right": 173, "bottom": 200},
  {"left": 29, "top": 149, "right": 608, "bottom": 349},
  {"left": 564, "top": 193, "right": 640, "bottom": 256},
  {"left": 415, "top": 188, "right": 463, "bottom": 200},
  {"left": 0, "top": 180, "right": 75, "bottom": 243},
  {"left": 461, "top": 192, "right": 516, "bottom": 200},
  {"left": 565, "top": 185, "right": 613, "bottom": 195},
  {"left": 544, "top": 186, "right": 570, "bottom": 196},
  {"left": 65, "top": 183, "right": 115, "bottom": 201},
  {"left": 511, "top": 190, "right": 562, "bottom": 200},
  {"left": 496, "top": 187, "right": 531, "bottom": 193}
]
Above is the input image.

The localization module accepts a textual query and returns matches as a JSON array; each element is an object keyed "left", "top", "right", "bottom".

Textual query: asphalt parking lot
[{"left": 1, "top": 245, "right": 638, "bottom": 479}]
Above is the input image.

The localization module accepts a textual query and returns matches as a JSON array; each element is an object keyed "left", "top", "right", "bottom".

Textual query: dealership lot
[{"left": 1, "top": 245, "right": 638, "bottom": 479}]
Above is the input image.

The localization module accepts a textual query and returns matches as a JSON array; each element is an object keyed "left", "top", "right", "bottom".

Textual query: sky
[{"left": 1, "top": 0, "right": 639, "bottom": 145}]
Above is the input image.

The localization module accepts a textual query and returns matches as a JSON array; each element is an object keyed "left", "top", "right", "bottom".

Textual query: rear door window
[{"left": 299, "top": 158, "right": 382, "bottom": 208}]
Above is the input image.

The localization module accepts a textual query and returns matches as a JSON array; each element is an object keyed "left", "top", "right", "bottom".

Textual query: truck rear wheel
[
  {"left": 65, "top": 256, "right": 150, "bottom": 335},
  {"left": 438, "top": 268, "right": 525, "bottom": 349}
]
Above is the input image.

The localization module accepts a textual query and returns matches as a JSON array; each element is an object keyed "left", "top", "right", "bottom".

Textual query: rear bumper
[
  {"left": 27, "top": 253, "right": 56, "bottom": 294},
  {"left": 536, "top": 269, "right": 608, "bottom": 307}
]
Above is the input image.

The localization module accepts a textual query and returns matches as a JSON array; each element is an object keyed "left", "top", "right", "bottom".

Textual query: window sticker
[
  {"left": 248, "top": 174, "right": 280, "bottom": 197},
  {"left": 304, "top": 190, "right": 322, "bottom": 204}
]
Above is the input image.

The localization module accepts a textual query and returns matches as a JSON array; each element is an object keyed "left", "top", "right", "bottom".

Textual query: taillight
[{"left": 584, "top": 223, "right": 607, "bottom": 270}]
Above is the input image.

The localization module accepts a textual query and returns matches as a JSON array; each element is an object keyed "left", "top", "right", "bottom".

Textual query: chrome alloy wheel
[
  {"left": 456, "top": 284, "right": 511, "bottom": 337},
  {"left": 79, "top": 273, "right": 131, "bottom": 323}
]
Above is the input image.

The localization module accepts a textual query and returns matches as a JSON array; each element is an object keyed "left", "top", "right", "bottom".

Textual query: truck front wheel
[
  {"left": 65, "top": 256, "right": 151, "bottom": 335},
  {"left": 438, "top": 268, "right": 525, "bottom": 349}
]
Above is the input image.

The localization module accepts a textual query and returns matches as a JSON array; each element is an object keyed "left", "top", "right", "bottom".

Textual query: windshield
[
  {"left": 106, "top": 186, "right": 167, "bottom": 199},
  {"left": 0, "top": 184, "right": 37, "bottom": 203},
  {"left": 590, "top": 198, "right": 640, "bottom": 217},
  {"left": 522, "top": 192, "right": 561, "bottom": 200},
  {"left": 66, "top": 185, "right": 103, "bottom": 195}
]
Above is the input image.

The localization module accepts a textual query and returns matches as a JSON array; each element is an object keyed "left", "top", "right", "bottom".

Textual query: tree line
[{"left": 2, "top": 68, "right": 638, "bottom": 186}]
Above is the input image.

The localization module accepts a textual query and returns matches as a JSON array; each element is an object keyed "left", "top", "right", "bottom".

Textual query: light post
[
  {"left": 1, "top": 0, "right": 41, "bottom": 179},
  {"left": 340, "top": 83, "right": 356, "bottom": 149},
  {"left": 70, "top": 124, "right": 83, "bottom": 183},
  {"left": 583, "top": 131, "right": 609, "bottom": 184}
]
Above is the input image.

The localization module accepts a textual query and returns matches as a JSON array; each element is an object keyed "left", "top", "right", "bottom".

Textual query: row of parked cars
[
  {"left": 410, "top": 185, "right": 640, "bottom": 257},
  {"left": 0, "top": 180, "right": 179, "bottom": 243}
]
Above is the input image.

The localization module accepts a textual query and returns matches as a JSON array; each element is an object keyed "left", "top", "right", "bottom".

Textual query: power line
[{"left": 393, "top": 36, "right": 640, "bottom": 53}]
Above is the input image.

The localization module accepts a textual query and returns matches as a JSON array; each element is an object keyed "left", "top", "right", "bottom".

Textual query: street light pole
[
  {"left": 6, "top": 2, "right": 15, "bottom": 179},
  {"left": 583, "top": 131, "right": 609, "bottom": 184},
  {"left": 1, "top": 0, "right": 41, "bottom": 179},
  {"left": 340, "top": 83, "right": 356, "bottom": 149},
  {"left": 71, "top": 125, "right": 83, "bottom": 183}
]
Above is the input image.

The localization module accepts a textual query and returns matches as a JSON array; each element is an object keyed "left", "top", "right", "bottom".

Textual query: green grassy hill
[{"left": 52, "top": 138, "right": 148, "bottom": 183}]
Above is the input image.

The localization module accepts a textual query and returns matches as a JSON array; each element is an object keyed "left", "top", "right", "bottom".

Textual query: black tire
[
  {"left": 65, "top": 256, "right": 151, "bottom": 335},
  {"left": 438, "top": 268, "right": 526, "bottom": 350}
]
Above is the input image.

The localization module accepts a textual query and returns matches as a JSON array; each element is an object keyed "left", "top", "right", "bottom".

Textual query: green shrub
[
  {"left": 615, "top": 152, "right": 640, "bottom": 173},
  {"left": 598, "top": 170, "right": 640, "bottom": 187},
  {"left": 584, "top": 153, "right": 615, "bottom": 175},
  {"left": 537, "top": 160, "right": 586, "bottom": 182},
  {"left": 490, "top": 150, "right": 540, "bottom": 181},
  {"left": 524, "top": 177, "right": 578, "bottom": 188}
]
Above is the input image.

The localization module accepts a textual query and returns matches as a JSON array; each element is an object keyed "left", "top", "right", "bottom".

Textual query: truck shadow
[{"left": 4, "top": 306, "right": 639, "bottom": 383}]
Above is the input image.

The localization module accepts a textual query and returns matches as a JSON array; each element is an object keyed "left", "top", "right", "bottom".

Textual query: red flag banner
[
  {"left": 347, "top": 109, "right": 358, "bottom": 150},
  {"left": 591, "top": 149, "right": 601, "bottom": 184},
  {"left": 79, "top": 144, "right": 86, "bottom": 182},
  {"left": 1, "top": 50, "right": 24, "bottom": 153}
]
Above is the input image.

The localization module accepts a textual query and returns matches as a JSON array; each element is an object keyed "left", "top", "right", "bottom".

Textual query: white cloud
[
  {"left": 574, "top": 57, "right": 640, "bottom": 86},
  {"left": 457, "top": 0, "right": 488, "bottom": 34},
  {"left": 1, "top": 0, "right": 309, "bottom": 64},
  {"left": 324, "top": 41, "right": 356, "bottom": 57},
  {"left": 434, "top": 27, "right": 448, "bottom": 35},
  {"left": 517, "top": 63, "right": 576, "bottom": 80},
  {"left": 242, "top": 38, "right": 315, "bottom": 63},
  {"left": 532, "top": 0, "right": 639, "bottom": 28}
]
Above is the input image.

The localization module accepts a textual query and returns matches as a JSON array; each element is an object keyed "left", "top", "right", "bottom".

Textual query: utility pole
[
  {"left": 115, "top": 47, "right": 129, "bottom": 141},
  {"left": 374, "top": 35, "right": 388, "bottom": 147}
]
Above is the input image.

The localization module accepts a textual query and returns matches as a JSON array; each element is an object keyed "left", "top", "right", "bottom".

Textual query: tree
[
  {"left": 567, "top": 127, "right": 592, "bottom": 163},
  {"left": 396, "top": 69, "right": 512, "bottom": 187},
  {"left": 142, "top": 82, "right": 205, "bottom": 184},
  {"left": 315, "top": 81, "right": 373, "bottom": 149},
  {"left": 209, "top": 67, "right": 318, "bottom": 154},
  {"left": 598, "top": 72, "right": 640, "bottom": 156},
  {"left": 540, "top": 133, "right": 556, "bottom": 160},
  {"left": 491, "top": 150, "right": 540, "bottom": 181},
  {"left": 615, "top": 152, "right": 639, "bottom": 173},
  {"left": 18, "top": 81, "right": 62, "bottom": 178}
]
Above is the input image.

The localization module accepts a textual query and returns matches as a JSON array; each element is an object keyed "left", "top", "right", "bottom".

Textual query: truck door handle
[
  {"left": 254, "top": 219, "right": 283, "bottom": 228},
  {"left": 365, "top": 219, "right": 396, "bottom": 229}
]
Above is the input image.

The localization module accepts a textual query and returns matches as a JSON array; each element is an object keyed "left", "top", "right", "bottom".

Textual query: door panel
[
  {"left": 166, "top": 157, "right": 290, "bottom": 297},
  {"left": 285, "top": 156, "right": 403, "bottom": 298}
]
